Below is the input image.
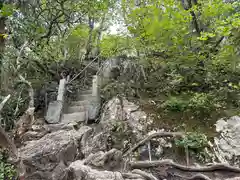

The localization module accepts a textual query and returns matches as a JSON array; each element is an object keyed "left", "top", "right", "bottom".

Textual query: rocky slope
[{"left": 17, "top": 96, "right": 240, "bottom": 180}]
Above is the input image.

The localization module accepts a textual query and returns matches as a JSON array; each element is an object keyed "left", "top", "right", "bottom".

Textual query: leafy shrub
[
  {"left": 175, "top": 132, "right": 208, "bottom": 150},
  {"left": 188, "top": 93, "right": 220, "bottom": 115},
  {"left": 0, "top": 91, "right": 28, "bottom": 130},
  {"left": 0, "top": 150, "right": 16, "bottom": 180},
  {"left": 175, "top": 132, "right": 210, "bottom": 162},
  {"left": 162, "top": 96, "right": 188, "bottom": 112}
]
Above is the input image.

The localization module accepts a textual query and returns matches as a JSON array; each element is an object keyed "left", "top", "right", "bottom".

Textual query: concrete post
[
  {"left": 92, "top": 75, "right": 99, "bottom": 97},
  {"left": 46, "top": 78, "right": 67, "bottom": 124},
  {"left": 57, "top": 78, "right": 67, "bottom": 101}
]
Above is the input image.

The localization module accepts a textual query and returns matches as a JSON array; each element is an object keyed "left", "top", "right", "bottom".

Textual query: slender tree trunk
[
  {"left": 0, "top": 15, "right": 8, "bottom": 91},
  {"left": 95, "top": 15, "right": 106, "bottom": 57},
  {"left": 0, "top": 17, "right": 5, "bottom": 56},
  {"left": 85, "top": 16, "right": 94, "bottom": 59}
]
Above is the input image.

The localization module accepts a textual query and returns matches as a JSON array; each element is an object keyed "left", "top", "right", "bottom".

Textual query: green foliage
[
  {"left": 162, "top": 93, "right": 220, "bottom": 116},
  {"left": 0, "top": 3, "right": 15, "bottom": 17},
  {"left": 100, "top": 35, "right": 134, "bottom": 57},
  {"left": 162, "top": 97, "right": 188, "bottom": 112},
  {"left": 188, "top": 93, "right": 219, "bottom": 115},
  {"left": 0, "top": 150, "right": 16, "bottom": 180},
  {"left": 0, "top": 92, "right": 28, "bottom": 130},
  {"left": 175, "top": 132, "right": 208, "bottom": 150},
  {"left": 175, "top": 132, "right": 211, "bottom": 162}
]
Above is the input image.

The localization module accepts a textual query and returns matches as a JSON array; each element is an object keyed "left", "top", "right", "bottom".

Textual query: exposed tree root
[
  {"left": 123, "top": 131, "right": 184, "bottom": 157},
  {"left": 171, "top": 172, "right": 212, "bottom": 180},
  {"left": 122, "top": 172, "right": 143, "bottom": 179},
  {"left": 132, "top": 169, "right": 158, "bottom": 180},
  {"left": 130, "top": 159, "right": 240, "bottom": 173}
]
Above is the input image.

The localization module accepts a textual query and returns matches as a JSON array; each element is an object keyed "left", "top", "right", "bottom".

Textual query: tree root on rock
[
  {"left": 130, "top": 159, "right": 240, "bottom": 173},
  {"left": 132, "top": 169, "right": 158, "bottom": 180},
  {"left": 171, "top": 172, "right": 212, "bottom": 180},
  {"left": 124, "top": 131, "right": 184, "bottom": 157},
  {"left": 122, "top": 172, "right": 144, "bottom": 179}
]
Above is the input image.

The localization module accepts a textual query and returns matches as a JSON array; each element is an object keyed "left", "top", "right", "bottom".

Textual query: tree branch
[{"left": 0, "top": 94, "right": 11, "bottom": 112}]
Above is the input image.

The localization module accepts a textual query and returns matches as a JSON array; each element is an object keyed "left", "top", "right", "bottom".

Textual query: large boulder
[
  {"left": 100, "top": 97, "right": 151, "bottom": 140},
  {"left": 20, "top": 126, "right": 92, "bottom": 180},
  {"left": 81, "top": 97, "right": 152, "bottom": 158},
  {"left": 214, "top": 116, "right": 240, "bottom": 165}
]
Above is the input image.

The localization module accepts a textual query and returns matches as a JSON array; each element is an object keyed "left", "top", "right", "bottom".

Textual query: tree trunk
[
  {"left": 0, "top": 17, "right": 5, "bottom": 56},
  {"left": 0, "top": 15, "right": 8, "bottom": 91},
  {"left": 95, "top": 15, "right": 106, "bottom": 58},
  {"left": 85, "top": 16, "right": 94, "bottom": 59}
]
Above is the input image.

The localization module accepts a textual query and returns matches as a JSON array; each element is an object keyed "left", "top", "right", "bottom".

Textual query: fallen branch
[
  {"left": 124, "top": 131, "right": 184, "bottom": 157},
  {"left": 130, "top": 159, "right": 240, "bottom": 173}
]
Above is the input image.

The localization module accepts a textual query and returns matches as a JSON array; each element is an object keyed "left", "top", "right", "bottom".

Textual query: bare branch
[{"left": 0, "top": 94, "right": 11, "bottom": 112}]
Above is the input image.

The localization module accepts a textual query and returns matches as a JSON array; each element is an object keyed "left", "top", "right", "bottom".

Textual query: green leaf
[{"left": 0, "top": 4, "right": 15, "bottom": 17}]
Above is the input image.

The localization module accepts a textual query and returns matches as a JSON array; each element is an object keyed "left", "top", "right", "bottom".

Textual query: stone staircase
[
  {"left": 62, "top": 88, "right": 100, "bottom": 124},
  {"left": 46, "top": 75, "right": 101, "bottom": 125}
]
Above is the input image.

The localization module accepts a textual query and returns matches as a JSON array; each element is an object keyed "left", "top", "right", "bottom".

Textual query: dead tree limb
[
  {"left": 124, "top": 132, "right": 184, "bottom": 157},
  {"left": 130, "top": 159, "right": 240, "bottom": 173}
]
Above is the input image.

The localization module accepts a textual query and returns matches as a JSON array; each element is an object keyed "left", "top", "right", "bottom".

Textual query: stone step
[
  {"left": 61, "top": 112, "right": 86, "bottom": 124},
  {"left": 78, "top": 94, "right": 99, "bottom": 101},
  {"left": 80, "top": 89, "right": 92, "bottom": 95},
  {"left": 67, "top": 105, "right": 85, "bottom": 114},
  {"left": 71, "top": 100, "right": 90, "bottom": 106}
]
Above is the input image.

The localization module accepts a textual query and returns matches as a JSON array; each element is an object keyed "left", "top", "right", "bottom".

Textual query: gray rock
[
  {"left": 101, "top": 97, "right": 151, "bottom": 140},
  {"left": 214, "top": 116, "right": 240, "bottom": 164},
  {"left": 81, "top": 132, "right": 108, "bottom": 157},
  {"left": 67, "top": 160, "right": 124, "bottom": 180},
  {"left": 83, "top": 149, "right": 123, "bottom": 170},
  {"left": 87, "top": 101, "right": 101, "bottom": 121},
  {"left": 45, "top": 100, "right": 63, "bottom": 124},
  {"left": 20, "top": 126, "right": 92, "bottom": 180}
]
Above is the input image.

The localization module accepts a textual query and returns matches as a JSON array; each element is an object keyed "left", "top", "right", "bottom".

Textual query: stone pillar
[
  {"left": 46, "top": 78, "right": 67, "bottom": 124},
  {"left": 57, "top": 78, "right": 67, "bottom": 101},
  {"left": 92, "top": 75, "right": 99, "bottom": 97}
]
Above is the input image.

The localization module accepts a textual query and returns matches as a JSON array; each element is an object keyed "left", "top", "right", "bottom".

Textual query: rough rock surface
[
  {"left": 81, "top": 97, "right": 152, "bottom": 159},
  {"left": 20, "top": 126, "right": 91, "bottom": 180},
  {"left": 45, "top": 100, "right": 63, "bottom": 124},
  {"left": 100, "top": 97, "right": 151, "bottom": 140},
  {"left": 86, "top": 100, "right": 101, "bottom": 121},
  {"left": 67, "top": 160, "right": 124, "bottom": 180},
  {"left": 214, "top": 116, "right": 240, "bottom": 164}
]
